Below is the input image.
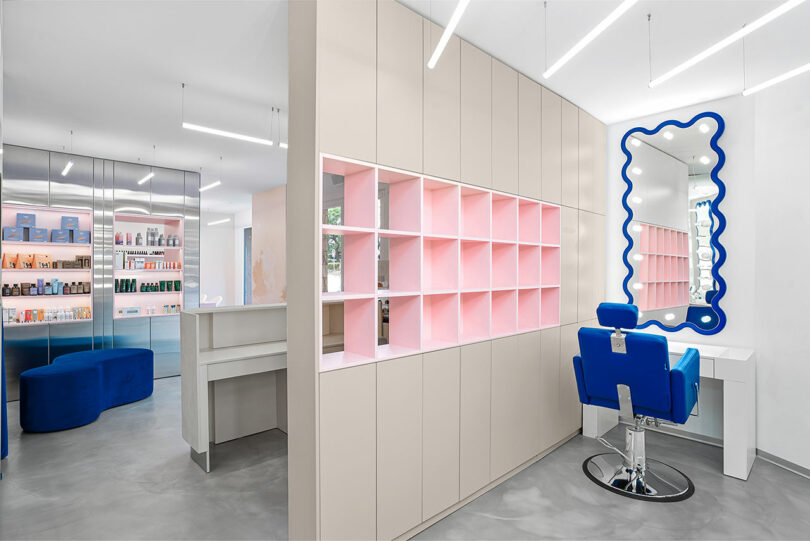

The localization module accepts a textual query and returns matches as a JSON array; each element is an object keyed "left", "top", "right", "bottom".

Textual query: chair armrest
[
  {"left": 572, "top": 355, "right": 590, "bottom": 406},
  {"left": 670, "top": 348, "right": 700, "bottom": 424}
]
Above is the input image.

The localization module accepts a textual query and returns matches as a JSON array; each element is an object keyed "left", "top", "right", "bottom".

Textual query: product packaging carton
[
  {"left": 15, "top": 213, "right": 36, "bottom": 228},
  {"left": 3, "top": 226, "right": 24, "bottom": 242},
  {"left": 61, "top": 216, "right": 80, "bottom": 230}
]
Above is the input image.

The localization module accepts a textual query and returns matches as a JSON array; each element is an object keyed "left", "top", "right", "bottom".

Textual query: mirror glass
[{"left": 622, "top": 113, "right": 726, "bottom": 333}]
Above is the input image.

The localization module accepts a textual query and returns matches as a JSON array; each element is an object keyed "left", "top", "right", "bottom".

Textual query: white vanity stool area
[
  {"left": 180, "top": 304, "right": 287, "bottom": 472},
  {"left": 583, "top": 340, "right": 756, "bottom": 480}
]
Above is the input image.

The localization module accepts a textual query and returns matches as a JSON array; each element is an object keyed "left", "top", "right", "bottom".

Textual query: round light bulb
[
  {"left": 632, "top": 283, "right": 644, "bottom": 290},
  {"left": 630, "top": 137, "right": 641, "bottom": 147},
  {"left": 633, "top": 254, "right": 643, "bottom": 261},
  {"left": 701, "top": 315, "right": 712, "bottom": 323},
  {"left": 664, "top": 313, "right": 676, "bottom": 321},
  {"left": 662, "top": 131, "right": 674, "bottom": 140},
  {"left": 632, "top": 224, "right": 642, "bottom": 232},
  {"left": 699, "top": 123, "right": 710, "bottom": 134},
  {"left": 699, "top": 155, "right": 711, "bottom": 165},
  {"left": 631, "top": 167, "right": 643, "bottom": 175},
  {"left": 638, "top": 311, "right": 644, "bottom": 318},
  {"left": 632, "top": 196, "right": 643, "bottom": 204}
]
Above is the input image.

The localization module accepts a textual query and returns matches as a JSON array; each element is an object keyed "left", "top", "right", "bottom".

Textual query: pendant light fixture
[
  {"left": 180, "top": 82, "right": 274, "bottom": 146},
  {"left": 427, "top": 0, "right": 471, "bottom": 69}
]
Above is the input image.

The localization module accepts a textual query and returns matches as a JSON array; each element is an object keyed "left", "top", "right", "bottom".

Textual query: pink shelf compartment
[
  {"left": 377, "top": 294, "right": 421, "bottom": 359},
  {"left": 322, "top": 157, "right": 376, "bottom": 229},
  {"left": 518, "top": 199, "right": 541, "bottom": 244},
  {"left": 491, "top": 289, "right": 517, "bottom": 336},
  {"left": 491, "top": 194, "right": 517, "bottom": 242},
  {"left": 423, "top": 178, "right": 459, "bottom": 236},
  {"left": 385, "top": 235, "right": 421, "bottom": 293},
  {"left": 378, "top": 168, "right": 421, "bottom": 233},
  {"left": 518, "top": 245, "right": 541, "bottom": 288},
  {"left": 321, "top": 298, "right": 376, "bottom": 369},
  {"left": 422, "top": 293, "right": 459, "bottom": 350},
  {"left": 541, "top": 246, "right": 560, "bottom": 287},
  {"left": 518, "top": 288, "right": 540, "bottom": 331},
  {"left": 460, "top": 187, "right": 491, "bottom": 239},
  {"left": 540, "top": 287, "right": 560, "bottom": 327},
  {"left": 460, "top": 291, "right": 490, "bottom": 343},
  {"left": 491, "top": 242, "right": 517, "bottom": 289},
  {"left": 423, "top": 237, "right": 459, "bottom": 292},
  {"left": 322, "top": 231, "right": 375, "bottom": 295},
  {"left": 460, "top": 240, "right": 490, "bottom": 291},
  {"left": 541, "top": 204, "right": 561, "bottom": 245}
]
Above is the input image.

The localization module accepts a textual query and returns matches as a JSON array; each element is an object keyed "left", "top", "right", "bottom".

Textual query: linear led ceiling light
[
  {"left": 182, "top": 122, "right": 274, "bottom": 146},
  {"left": 650, "top": 0, "right": 807, "bottom": 88},
  {"left": 199, "top": 180, "right": 222, "bottom": 192},
  {"left": 427, "top": 0, "right": 471, "bottom": 69},
  {"left": 207, "top": 218, "right": 231, "bottom": 226},
  {"left": 742, "top": 61, "right": 810, "bottom": 96},
  {"left": 138, "top": 172, "right": 155, "bottom": 185},
  {"left": 543, "top": 0, "right": 639, "bottom": 79},
  {"left": 61, "top": 161, "right": 74, "bottom": 176}
]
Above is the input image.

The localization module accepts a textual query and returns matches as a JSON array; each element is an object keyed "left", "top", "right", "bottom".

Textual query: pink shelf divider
[
  {"left": 460, "top": 240, "right": 490, "bottom": 290},
  {"left": 379, "top": 168, "right": 421, "bottom": 232},
  {"left": 541, "top": 246, "right": 561, "bottom": 286},
  {"left": 461, "top": 187, "right": 491, "bottom": 238},
  {"left": 540, "top": 287, "right": 560, "bottom": 327},
  {"left": 423, "top": 238, "right": 459, "bottom": 291},
  {"left": 491, "top": 242, "right": 517, "bottom": 289},
  {"left": 518, "top": 245, "right": 541, "bottom": 288},
  {"left": 343, "top": 232, "right": 376, "bottom": 294},
  {"left": 518, "top": 200, "right": 541, "bottom": 244},
  {"left": 541, "top": 204, "right": 561, "bottom": 245},
  {"left": 323, "top": 157, "right": 376, "bottom": 229},
  {"left": 422, "top": 293, "right": 459, "bottom": 348},
  {"left": 492, "top": 194, "right": 517, "bottom": 241},
  {"left": 344, "top": 298, "right": 376, "bottom": 359},
  {"left": 491, "top": 289, "right": 517, "bottom": 336},
  {"left": 388, "top": 236, "right": 421, "bottom": 292},
  {"left": 460, "top": 291, "right": 490, "bottom": 342},
  {"left": 386, "top": 295, "right": 421, "bottom": 351},
  {"left": 423, "top": 179, "right": 459, "bottom": 236},
  {"left": 518, "top": 288, "right": 540, "bottom": 330}
]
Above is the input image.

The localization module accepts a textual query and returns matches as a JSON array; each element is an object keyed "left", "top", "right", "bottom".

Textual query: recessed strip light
[
  {"left": 199, "top": 180, "right": 222, "bottom": 192},
  {"left": 138, "top": 172, "right": 155, "bottom": 185},
  {"left": 279, "top": 142, "right": 289, "bottom": 149},
  {"left": 650, "top": 0, "right": 807, "bottom": 88},
  {"left": 61, "top": 161, "right": 74, "bottom": 176},
  {"left": 742, "top": 61, "right": 810, "bottom": 96},
  {"left": 207, "top": 218, "right": 231, "bottom": 226},
  {"left": 543, "top": 0, "right": 639, "bottom": 79},
  {"left": 427, "top": 0, "right": 471, "bottom": 69},
  {"left": 182, "top": 122, "right": 274, "bottom": 146}
]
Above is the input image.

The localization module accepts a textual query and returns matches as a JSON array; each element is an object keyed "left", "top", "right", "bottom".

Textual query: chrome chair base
[{"left": 583, "top": 453, "right": 694, "bottom": 502}]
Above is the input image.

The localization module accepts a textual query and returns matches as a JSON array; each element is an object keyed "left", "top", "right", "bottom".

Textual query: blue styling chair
[{"left": 573, "top": 303, "right": 700, "bottom": 502}]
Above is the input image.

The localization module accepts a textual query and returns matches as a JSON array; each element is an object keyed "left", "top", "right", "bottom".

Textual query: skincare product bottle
[
  {"left": 83, "top": 282, "right": 90, "bottom": 294},
  {"left": 2, "top": 284, "right": 8, "bottom": 296},
  {"left": 63, "top": 282, "right": 70, "bottom": 295},
  {"left": 11, "top": 283, "right": 20, "bottom": 296},
  {"left": 70, "top": 282, "right": 77, "bottom": 295},
  {"left": 115, "top": 279, "right": 119, "bottom": 293},
  {"left": 136, "top": 232, "right": 143, "bottom": 246},
  {"left": 37, "top": 279, "right": 44, "bottom": 295},
  {"left": 126, "top": 232, "right": 132, "bottom": 246}
]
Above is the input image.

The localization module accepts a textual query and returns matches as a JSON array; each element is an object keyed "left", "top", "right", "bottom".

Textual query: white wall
[
  {"left": 606, "top": 80, "right": 810, "bottom": 469},
  {"left": 200, "top": 211, "right": 236, "bottom": 306}
]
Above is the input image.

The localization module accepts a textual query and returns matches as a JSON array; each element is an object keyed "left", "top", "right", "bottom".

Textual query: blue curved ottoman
[{"left": 19, "top": 348, "right": 154, "bottom": 432}]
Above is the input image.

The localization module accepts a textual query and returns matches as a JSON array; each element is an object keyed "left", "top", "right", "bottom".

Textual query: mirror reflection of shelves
[
  {"left": 319, "top": 155, "right": 562, "bottom": 372},
  {"left": 636, "top": 223, "right": 689, "bottom": 311}
]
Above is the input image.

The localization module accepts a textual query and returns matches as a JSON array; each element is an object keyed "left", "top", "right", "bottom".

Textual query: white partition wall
[{"left": 288, "top": 1, "right": 608, "bottom": 539}]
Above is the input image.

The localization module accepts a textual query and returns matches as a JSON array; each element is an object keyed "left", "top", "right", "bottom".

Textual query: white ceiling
[
  {"left": 400, "top": 0, "right": 810, "bottom": 124},
  {"left": 3, "top": 0, "right": 288, "bottom": 214}
]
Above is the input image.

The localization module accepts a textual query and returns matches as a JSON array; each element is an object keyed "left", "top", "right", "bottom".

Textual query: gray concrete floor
[{"left": 2, "top": 376, "right": 810, "bottom": 540}]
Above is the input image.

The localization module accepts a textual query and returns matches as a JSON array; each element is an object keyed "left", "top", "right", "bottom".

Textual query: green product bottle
[{"left": 115, "top": 278, "right": 119, "bottom": 293}]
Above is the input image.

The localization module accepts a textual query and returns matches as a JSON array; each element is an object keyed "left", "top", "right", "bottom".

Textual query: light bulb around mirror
[
  {"left": 630, "top": 137, "right": 641, "bottom": 147},
  {"left": 631, "top": 196, "right": 643, "bottom": 204},
  {"left": 632, "top": 283, "right": 643, "bottom": 290},
  {"left": 699, "top": 155, "right": 711, "bottom": 164},
  {"left": 631, "top": 167, "right": 643, "bottom": 175},
  {"left": 664, "top": 313, "right": 676, "bottom": 321},
  {"left": 632, "top": 224, "right": 642, "bottom": 232},
  {"left": 662, "top": 131, "right": 674, "bottom": 140},
  {"left": 699, "top": 123, "right": 710, "bottom": 133},
  {"left": 701, "top": 315, "right": 712, "bottom": 323},
  {"left": 633, "top": 254, "right": 643, "bottom": 261}
]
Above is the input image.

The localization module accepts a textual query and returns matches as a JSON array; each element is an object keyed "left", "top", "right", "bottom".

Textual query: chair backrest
[{"left": 577, "top": 303, "right": 673, "bottom": 419}]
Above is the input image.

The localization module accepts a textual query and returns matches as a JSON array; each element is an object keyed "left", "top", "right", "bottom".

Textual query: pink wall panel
[
  {"left": 386, "top": 175, "right": 421, "bottom": 232},
  {"left": 343, "top": 168, "right": 376, "bottom": 228},
  {"left": 492, "top": 196, "right": 517, "bottom": 241},
  {"left": 344, "top": 233, "right": 376, "bottom": 294},
  {"left": 518, "top": 288, "right": 540, "bottom": 330},
  {"left": 389, "top": 236, "right": 421, "bottom": 291},
  {"left": 252, "top": 185, "right": 287, "bottom": 303},
  {"left": 461, "top": 188, "right": 491, "bottom": 238},
  {"left": 460, "top": 240, "right": 490, "bottom": 290},
  {"left": 389, "top": 295, "right": 421, "bottom": 350},
  {"left": 345, "top": 299, "right": 376, "bottom": 359},
  {"left": 460, "top": 291, "right": 490, "bottom": 342},
  {"left": 518, "top": 201, "right": 541, "bottom": 244},
  {"left": 491, "top": 243, "right": 517, "bottom": 289},
  {"left": 541, "top": 247, "right": 560, "bottom": 286},
  {"left": 491, "top": 290, "right": 517, "bottom": 336},
  {"left": 423, "top": 238, "right": 458, "bottom": 291},
  {"left": 423, "top": 293, "right": 458, "bottom": 346},
  {"left": 518, "top": 245, "right": 540, "bottom": 287}
]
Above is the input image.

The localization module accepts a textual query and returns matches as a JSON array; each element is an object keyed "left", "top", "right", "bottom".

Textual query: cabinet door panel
[
  {"left": 320, "top": 365, "right": 377, "bottom": 541},
  {"left": 377, "top": 355, "right": 422, "bottom": 540},
  {"left": 519, "top": 331, "right": 542, "bottom": 458},
  {"left": 561, "top": 100, "right": 579, "bottom": 208},
  {"left": 423, "top": 348, "right": 461, "bottom": 520},
  {"left": 424, "top": 19, "right": 461, "bottom": 180},
  {"left": 518, "top": 75, "right": 541, "bottom": 199},
  {"left": 559, "top": 323, "right": 583, "bottom": 439},
  {"left": 460, "top": 341, "right": 491, "bottom": 498},
  {"left": 541, "top": 87, "right": 562, "bottom": 204},
  {"left": 460, "top": 41, "right": 492, "bottom": 188},
  {"left": 492, "top": 60, "right": 519, "bottom": 194},
  {"left": 560, "top": 206, "right": 579, "bottom": 325},
  {"left": 578, "top": 110, "right": 596, "bottom": 213},
  {"left": 491, "top": 335, "right": 521, "bottom": 478},
  {"left": 539, "top": 326, "right": 561, "bottom": 451}
]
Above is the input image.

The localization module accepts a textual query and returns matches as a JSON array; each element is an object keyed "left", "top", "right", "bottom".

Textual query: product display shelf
[
  {"left": 2, "top": 268, "right": 90, "bottom": 273},
  {"left": 2, "top": 241, "right": 92, "bottom": 248},
  {"left": 5, "top": 318, "right": 92, "bottom": 328},
  {"left": 319, "top": 155, "right": 562, "bottom": 372},
  {"left": 636, "top": 222, "right": 690, "bottom": 311}
]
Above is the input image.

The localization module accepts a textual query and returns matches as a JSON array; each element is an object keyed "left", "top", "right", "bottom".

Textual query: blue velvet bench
[{"left": 19, "top": 348, "right": 154, "bottom": 432}]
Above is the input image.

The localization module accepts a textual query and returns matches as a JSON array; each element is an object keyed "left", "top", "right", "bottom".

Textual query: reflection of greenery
[
  {"left": 326, "top": 206, "right": 342, "bottom": 225},
  {"left": 326, "top": 234, "right": 342, "bottom": 269}
]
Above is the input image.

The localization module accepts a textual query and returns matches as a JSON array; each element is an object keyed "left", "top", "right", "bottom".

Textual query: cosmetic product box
[
  {"left": 3, "top": 226, "right": 24, "bottom": 242},
  {"left": 121, "top": 306, "right": 142, "bottom": 317},
  {"left": 15, "top": 213, "right": 36, "bottom": 228},
  {"left": 28, "top": 227, "right": 48, "bottom": 242},
  {"left": 61, "top": 216, "right": 80, "bottom": 230},
  {"left": 50, "top": 229, "right": 70, "bottom": 243},
  {"left": 71, "top": 230, "right": 91, "bottom": 244}
]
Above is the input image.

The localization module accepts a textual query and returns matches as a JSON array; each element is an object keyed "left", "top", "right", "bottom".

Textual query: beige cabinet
[
  {"left": 460, "top": 41, "right": 492, "bottom": 188},
  {"left": 518, "top": 75, "right": 541, "bottom": 199},
  {"left": 539, "top": 326, "right": 561, "bottom": 451},
  {"left": 319, "top": 365, "right": 377, "bottom": 541},
  {"left": 593, "top": 118, "right": 607, "bottom": 215},
  {"left": 561, "top": 99, "right": 579, "bottom": 208},
  {"left": 578, "top": 110, "right": 595, "bottom": 213},
  {"left": 460, "top": 341, "right": 491, "bottom": 498},
  {"left": 541, "top": 87, "right": 562, "bottom": 204},
  {"left": 423, "top": 19, "right": 461, "bottom": 181},
  {"left": 519, "top": 331, "right": 543, "bottom": 458},
  {"left": 377, "top": 355, "right": 422, "bottom": 540},
  {"left": 577, "top": 210, "right": 606, "bottom": 322},
  {"left": 491, "top": 59, "right": 519, "bottom": 194},
  {"left": 559, "top": 323, "right": 583, "bottom": 439},
  {"left": 560, "top": 206, "right": 578, "bottom": 325},
  {"left": 318, "top": 0, "right": 377, "bottom": 162},
  {"left": 377, "top": 0, "right": 423, "bottom": 172},
  {"left": 422, "top": 348, "right": 461, "bottom": 520}
]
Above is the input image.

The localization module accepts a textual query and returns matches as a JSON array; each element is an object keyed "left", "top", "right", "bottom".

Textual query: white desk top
[
  {"left": 183, "top": 303, "right": 286, "bottom": 316},
  {"left": 199, "top": 341, "right": 287, "bottom": 365},
  {"left": 668, "top": 340, "right": 754, "bottom": 362}
]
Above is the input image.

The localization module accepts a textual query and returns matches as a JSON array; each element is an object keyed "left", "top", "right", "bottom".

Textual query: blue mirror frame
[{"left": 620, "top": 111, "right": 727, "bottom": 335}]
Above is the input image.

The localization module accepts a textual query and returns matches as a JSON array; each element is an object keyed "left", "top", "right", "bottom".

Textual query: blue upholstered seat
[{"left": 19, "top": 348, "right": 154, "bottom": 433}]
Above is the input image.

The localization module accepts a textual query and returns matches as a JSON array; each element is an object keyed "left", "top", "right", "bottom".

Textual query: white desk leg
[
  {"left": 582, "top": 405, "right": 619, "bottom": 439},
  {"left": 190, "top": 366, "right": 211, "bottom": 473},
  {"left": 723, "top": 379, "right": 756, "bottom": 480}
]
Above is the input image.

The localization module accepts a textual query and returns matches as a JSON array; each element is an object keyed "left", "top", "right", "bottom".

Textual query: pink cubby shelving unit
[
  {"left": 319, "top": 155, "right": 561, "bottom": 372},
  {"left": 423, "top": 178, "right": 459, "bottom": 237},
  {"left": 636, "top": 222, "right": 689, "bottom": 311},
  {"left": 460, "top": 291, "right": 490, "bottom": 343}
]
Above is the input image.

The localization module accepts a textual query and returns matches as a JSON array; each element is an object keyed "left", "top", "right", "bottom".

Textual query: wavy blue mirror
[{"left": 621, "top": 111, "right": 726, "bottom": 335}]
